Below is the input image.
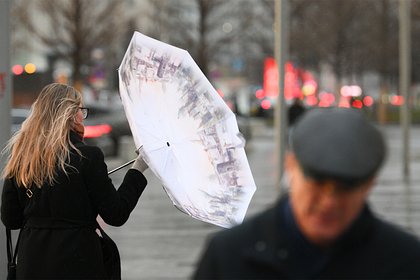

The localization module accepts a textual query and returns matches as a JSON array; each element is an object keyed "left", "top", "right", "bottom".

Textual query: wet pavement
[
  {"left": 104, "top": 118, "right": 420, "bottom": 280},
  {"left": 369, "top": 125, "right": 420, "bottom": 236}
]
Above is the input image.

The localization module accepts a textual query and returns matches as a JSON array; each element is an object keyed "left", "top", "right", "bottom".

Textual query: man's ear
[{"left": 285, "top": 152, "right": 297, "bottom": 172}]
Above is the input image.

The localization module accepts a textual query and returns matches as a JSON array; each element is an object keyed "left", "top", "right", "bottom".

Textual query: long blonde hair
[{"left": 2, "top": 83, "right": 82, "bottom": 189}]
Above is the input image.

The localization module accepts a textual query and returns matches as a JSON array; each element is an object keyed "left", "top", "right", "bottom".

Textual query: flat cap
[{"left": 290, "top": 108, "right": 386, "bottom": 186}]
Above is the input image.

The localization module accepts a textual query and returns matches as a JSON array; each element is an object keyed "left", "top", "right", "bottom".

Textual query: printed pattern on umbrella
[{"left": 118, "top": 31, "right": 256, "bottom": 228}]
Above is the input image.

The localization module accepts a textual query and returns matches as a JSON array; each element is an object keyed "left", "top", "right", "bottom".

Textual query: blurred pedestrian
[
  {"left": 287, "top": 97, "right": 306, "bottom": 126},
  {"left": 1, "top": 83, "right": 149, "bottom": 279},
  {"left": 193, "top": 108, "right": 420, "bottom": 279}
]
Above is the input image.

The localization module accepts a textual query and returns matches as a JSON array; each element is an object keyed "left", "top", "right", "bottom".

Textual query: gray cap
[{"left": 290, "top": 108, "right": 386, "bottom": 187}]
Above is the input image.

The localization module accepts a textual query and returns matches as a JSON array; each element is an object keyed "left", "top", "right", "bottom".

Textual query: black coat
[
  {"left": 1, "top": 132, "right": 147, "bottom": 279},
  {"left": 193, "top": 196, "right": 420, "bottom": 279}
]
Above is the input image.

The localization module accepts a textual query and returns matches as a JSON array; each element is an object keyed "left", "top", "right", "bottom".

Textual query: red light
[
  {"left": 338, "top": 96, "right": 350, "bottom": 108},
  {"left": 318, "top": 92, "right": 335, "bottom": 107},
  {"left": 84, "top": 124, "right": 112, "bottom": 138},
  {"left": 352, "top": 99, "right": 363, "bottom": 109},
  {"left": 263, "top": 58, "right": 279, "bottom": 98},
  {"left": 305, "top": 95, "right": 318, "bottom": 106},
  {"left": 261, "top": 99, "right": 271, "bottom": 110},
  {"left": 363, "top": 96, "right": 374, "bottom": 107},
  {"left": 255, "top": 89, "right": 264, "bottom": 99},
  {"left": 390, "top": 95, "right": 404, "bottom": 106},
  {"left": 12, "top": 64, "right": 24, "bottom": 75}
]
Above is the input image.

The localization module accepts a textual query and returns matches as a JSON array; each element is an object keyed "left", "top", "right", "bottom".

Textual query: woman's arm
[
  {"left": 81, "top": 146, "right": 148, "bottom": 226},
  {"left": 1, "top": 178, "right": 25, "bottom": 229}
]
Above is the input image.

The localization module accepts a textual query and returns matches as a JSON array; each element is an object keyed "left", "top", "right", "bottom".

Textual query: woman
[{"left": 1, "top": 83, "right": 148, "bottom": 279}]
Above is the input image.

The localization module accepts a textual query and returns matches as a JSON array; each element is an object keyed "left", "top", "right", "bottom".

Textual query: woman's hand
[{"left": 131, "top": 147, "right": 148, "bottom": 172}]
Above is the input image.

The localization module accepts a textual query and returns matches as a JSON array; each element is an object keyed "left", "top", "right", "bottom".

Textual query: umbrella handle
[{"left": 108, "top": 159, "right": 136, "bottom": 175}]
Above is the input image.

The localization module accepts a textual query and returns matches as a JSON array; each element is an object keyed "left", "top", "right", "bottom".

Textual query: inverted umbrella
[{"left": 118, "top": 31, "right": 256, "bottom": 228}]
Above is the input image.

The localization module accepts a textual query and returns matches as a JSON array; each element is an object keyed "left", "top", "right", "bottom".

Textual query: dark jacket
[
  {"left": 1, "top": 132, "right": 147, "bottom": 279},
  {"left": 193, "top": 196, "right": 420, "bottom": 279}
]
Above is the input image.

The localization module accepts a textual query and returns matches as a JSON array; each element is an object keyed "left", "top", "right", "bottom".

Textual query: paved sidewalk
[
  {"left": 105, "top": 120, "right": 420, "bottom": 279},
  {"left": 369, "top": 125, "right": 420, "bottom": 236},
  {"left": 104, "top": 118, "right": 278, "bottom": 280}
]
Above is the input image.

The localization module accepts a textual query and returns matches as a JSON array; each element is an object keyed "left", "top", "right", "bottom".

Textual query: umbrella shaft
[{"left": 108, "top": 159, "right": 136, "bottom": 175}]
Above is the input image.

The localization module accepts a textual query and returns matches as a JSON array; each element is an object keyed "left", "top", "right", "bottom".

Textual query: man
[
  {"left": 287, "top": 97, "right": 306, "bottom": 126},
  {"left": 193, "top": 108, "right": 420, "bottom": 279}
]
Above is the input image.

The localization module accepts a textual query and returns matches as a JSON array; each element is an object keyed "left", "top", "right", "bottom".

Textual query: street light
[
  {"left": 274, "top": 0, "right": 289, "bottom": 192},
  {"left": 399, "top": 0, "right": 411, "bottom": 181}
]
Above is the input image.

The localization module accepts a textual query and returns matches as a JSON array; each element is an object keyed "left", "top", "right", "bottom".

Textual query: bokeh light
[
  {"left": 340, "top": 85, "right": 362, "bottom": 97},
  {"left": 318, "top": 92, "right": 335, "bottom": 107},
  {"left": 24, "top": 63, "right": 37, "bottom": 74},
  {"left": 352, "top": 99, "right": 363, "bottom": 109},
  {"left": 261, "top": 99, "right": 271, "bottom": 110},
  {"left": 12, "top": 64, "right": 24, "bottom": 75},
  {"left": 363, "top": 96, "right": 374, "bottom": 107},
  {"left": 390, "top": 95, "right": 404, "bottom": 106},
  {"left": 305, "top": 95, "right": 318, "bottom": 106},
  {"left": 255, "top": 89, "right": 264, "bottom": 99}
]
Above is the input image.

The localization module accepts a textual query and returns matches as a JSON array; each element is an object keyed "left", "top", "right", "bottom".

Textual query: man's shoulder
[
  {"left": 365, "top": 216, "right": 420, "bottom": 277},
  {"left": 372, "top": 215, "right": 420, "bottom": 256}
]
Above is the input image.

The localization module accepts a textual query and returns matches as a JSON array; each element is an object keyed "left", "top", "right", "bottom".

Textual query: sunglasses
[{"left": 79, "top": 107, "right": 89, "bottom": 119}]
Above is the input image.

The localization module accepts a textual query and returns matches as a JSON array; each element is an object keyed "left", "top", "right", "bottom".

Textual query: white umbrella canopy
[{"left": 118, "top": 31, "right": 256, "bottom": 228}]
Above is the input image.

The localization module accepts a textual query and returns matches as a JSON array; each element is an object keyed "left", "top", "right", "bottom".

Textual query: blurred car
[
  {"left": 11, "top": 107, "right": 118, "bottom": 157},
  {"left": 83, "top": 103, "right": 132, "bottom": 157}
]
